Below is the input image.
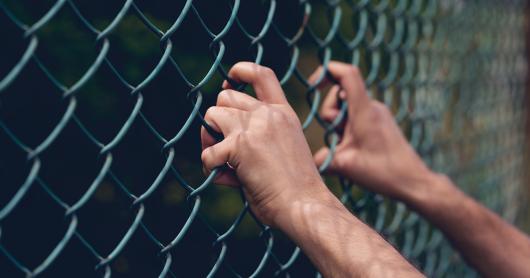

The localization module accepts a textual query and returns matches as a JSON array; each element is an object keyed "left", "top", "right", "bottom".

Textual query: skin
[
  {"left": 313, "top": 62, "right": 530, "bottom": 277},
  {"left": 201, "top": 62, "right": 420, "bottom": 277},
  {"left": 200, "top": 61, "right": 530, "bottom": 277}
]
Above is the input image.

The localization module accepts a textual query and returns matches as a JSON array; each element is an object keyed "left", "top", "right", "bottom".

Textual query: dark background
[{"left": 0, "top": 0, "right": 357, "bottom": 277}]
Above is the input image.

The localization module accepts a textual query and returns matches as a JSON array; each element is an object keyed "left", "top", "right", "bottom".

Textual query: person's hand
[
  {"left": 312, "top": 61, "right": 437, "bottom": 202},
  {"left": 200, "top": 62, "right": 330, "bottom": 226}
]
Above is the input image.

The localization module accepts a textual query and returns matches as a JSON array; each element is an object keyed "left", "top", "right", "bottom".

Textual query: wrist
[
  {"left": 270, "top": 182, "right": 343, "bottom": 230},
  {"left": 394, "top": 166, "right": 442, "bottom": 203},
  {"left": 404, "top": 171, "right": 466, "bottom": 218}
]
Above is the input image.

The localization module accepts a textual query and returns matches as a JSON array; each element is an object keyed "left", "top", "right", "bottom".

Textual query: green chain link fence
[{"left": 0, "top": 0, "right": 528, "bottom": 277}]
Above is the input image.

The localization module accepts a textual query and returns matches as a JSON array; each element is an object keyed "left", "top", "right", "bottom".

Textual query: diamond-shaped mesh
[{"left": 0, "top": 0, "right": 527, "bottom": 277}]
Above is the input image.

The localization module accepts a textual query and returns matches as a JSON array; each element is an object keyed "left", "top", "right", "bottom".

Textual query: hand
[
  {"left": 200, "top": 62, "right": 329, "bottom": 226},
  {"left": 312, "top": 61, "right": 436, "bottom": 201},
  {"left": 200, "top": 62, "right": 427, "bottom": 278}
]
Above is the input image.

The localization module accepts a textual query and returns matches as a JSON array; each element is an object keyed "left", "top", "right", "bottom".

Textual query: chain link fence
[{"left": 0, "top": 0, "right": 528, "bottom": 277}]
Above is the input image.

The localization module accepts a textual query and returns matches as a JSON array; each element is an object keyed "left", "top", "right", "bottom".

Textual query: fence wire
[{"left": 0, "top": 0, "right": 528, "bottom": 277}]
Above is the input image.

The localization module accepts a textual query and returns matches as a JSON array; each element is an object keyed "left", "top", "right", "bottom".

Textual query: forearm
[
  {"left": 275, "top": 185, "right": 423, "bottom": 278},
  {"left": 404, "top": 173, "right": 530, "bottom": 277}
]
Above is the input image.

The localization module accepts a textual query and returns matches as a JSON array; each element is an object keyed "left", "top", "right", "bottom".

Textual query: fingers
[
  {"left": 201, "top": 136, "right": 234, "bottom": 172},
  {"left": 216, "top": 89, "right": 262, "bottom": 111},
  {"left": 309, "top": 61, "right": 369, "bottom": 118},
  {"left": 201, "top": 106, "right": 246, "bottom": 167},
  {"left": 203, "top": 106, "right": 244, "bottom": 136},
  {"left": 314, "top": 147, "right": 330, "bottom": 169},
  {"left": 314, "top": 147, "right": 340, "bottom": 174},
  {"left": 211, "top": 170, "right": 240, "bottom": 187},
  {"left": 320, "top": 85, "right": 342, "bottom": 122},
  {"left": 201, "top": 125, "right": 217, "bottom": 152},
  {"left": 223, "top": 62, "right": 287, "bottom": 104},
  {"left": 202, "top": 86, "right": 262, "bottom": 187},
  {"left": 314, "top": 146, "right": 349, "bottom": 174},
  {"left": 308, "top": 64, "right": 327, "bottom": 86},
  {"left": 201, "top": 137, "right": 240, "bottom": 187}
]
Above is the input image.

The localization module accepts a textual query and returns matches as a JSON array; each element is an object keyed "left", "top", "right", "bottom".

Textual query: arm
[
  {"left": 275, "top": 190, "right": 421, "bottom": 277},
  {"left": 200, "top": 62, "right": 422, "bottom": 277},
  {"left": 406, "top": 173, "right": 530, "bottom": 278},
  {"left": 313, "top": 61, "right": 530, "bottom": 277}
]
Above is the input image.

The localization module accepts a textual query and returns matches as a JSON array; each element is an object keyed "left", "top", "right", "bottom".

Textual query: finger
[
  {"left": 204, "top": 106, "right": 245, "bottom": 136},
  {"left": 314, "top": 146, "right": 349, "bottom": 174},
  {"left": 212, "top": 169, "right": 240, "bottom": 187},
  {"left": 202, "top": 165, "right": 240, "bottom": 187},
  {"left": 201, "top": 129, "right": 240, "bottom": 187},
  {"left": 308, "top": 62, "right": 369, "bottom": 118},
  {"left": 320, "top": 85, "right": 342, "bottom": 122},
  {"left": 216, "top": 89, "right": 262, "bottom": 111},
  {"left": 308, "top": 65, "right": 328, "bottom": 87},
  {"left": 225, "top": 62, "right": 287, "bottom": 104},
  {"left": 222, "top": 79, "right": 233, "bottom": 90},
  {"left": 201, "top": 126, "right": 217, "bottom": 151},
  {"left": 325, "top": 62, "right": 369, "bottom": 117},
  {"left": 308, "top": 64, "right": 341, "bottom": 88},
  {"left": 314, "top": 147, "right": 335, "bottom": 174},
  {"left": 201, "top": 137, "right": 235, "bottom": 172}
]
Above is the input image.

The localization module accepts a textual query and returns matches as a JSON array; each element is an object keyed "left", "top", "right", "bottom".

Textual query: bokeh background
[{"left": 0, "top": 0, "right": 529, "bottom": 277}]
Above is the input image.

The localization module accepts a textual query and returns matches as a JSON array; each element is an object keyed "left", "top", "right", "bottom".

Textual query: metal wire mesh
[{"left": 0, "top": 0, "right": 528, "bottom": 277}]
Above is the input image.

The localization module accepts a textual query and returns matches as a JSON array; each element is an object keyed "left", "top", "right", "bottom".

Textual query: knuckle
[
  {"left": 204, "top": 106, "right": 218, "bottom": 120},
  {"left": 271, "top": 108, "right": 295, "bottom": 125},
  {"left": 233, "top": 61, "right": 248, "bottom": 69},
  {"left": 231, "top": 61, "right": 246, "bottom": 73},
  {"left": 270, "top": 108, "right": 285, "bottom": 121},
  {"left": 370, "top": 101, "right": 392, "bottom": 121},
  {"left": 200, "top": 148, "right": 210, "bottom": 164},
  {"left": 347, "top": 64, "right": 360, "bottom": 76},
  {"left": 216, "top": 90, "right": 232, "bottom": 105},
  {"left": 229, "top": 62, "right": 249, "bottom": 78},
  {"left": 258, "top": 65, "right": 276, "bottom": 79}
]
